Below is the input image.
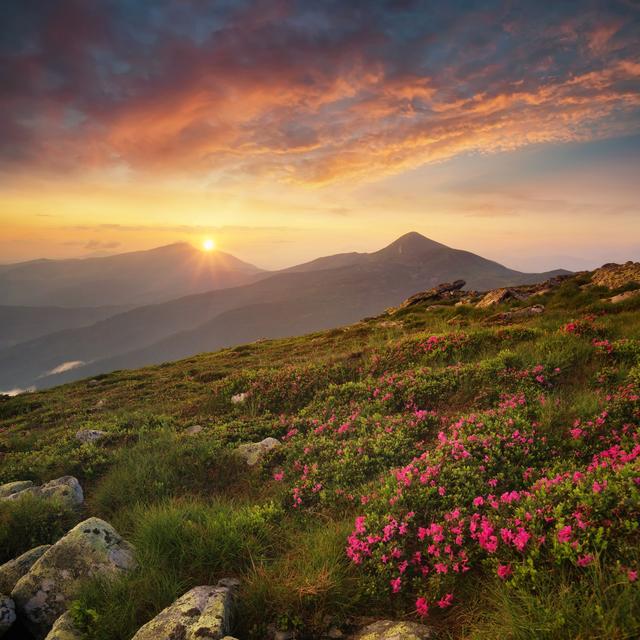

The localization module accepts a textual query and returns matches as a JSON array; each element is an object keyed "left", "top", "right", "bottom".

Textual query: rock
[
  {"left": 231, "top": 392, "right": 249, "bottom": 404},
  {"left": 350, "top": 620, "right": 433, "bottom": 640},
  {"left": 235, "top": 437, "right": 280, "bottom": 466},
  {"left": 486, "top": 304, "right": 545, "bottom": 324},
  {"left": 44, "top": 612, "right": 82, "bottom": 640},
  {"left": 590, "top": 261, "right": 640, "bottom": 289},
  {"left": 0, "top": 480, "right": 34, "bottom": 499},
  {"left": 0, "top": 476, "right": 83, "bottom": 508},
  {"left": 400, "top": 280, "right": 466, "bottom": 308},
  {"left": 185, "top": 424, "right": 204, "bottom": 436},
  {"left": 0, "top": 595, "right": 16, "bottom": 638},
  {"left": 476, "top": 288, "right": 527, "bottom": 309},
  {"left": 608, "top": 289, "right": 640, "bottom": 304},
  {"left": 11, "top": 517, "right": 135, "bottom": 638},
  {"left": 75, "top": 429, "right": 108, "bottom": 444},
  {"left": 131, "top": 579, "right": 239, "bottom": 640},
  {"left": 0, "top": 545, "right": 51, "bottom": 594}
]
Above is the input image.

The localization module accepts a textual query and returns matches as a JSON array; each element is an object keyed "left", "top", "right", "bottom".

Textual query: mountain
[
  {"left": 0, "top": 232, "right": 569, "bottom": 390},
  {"left": 0, "top": 243, "right": 267, "bottom": 307},
  {"left": 0, "top": 304, "right": 129, "bottom": 350}
]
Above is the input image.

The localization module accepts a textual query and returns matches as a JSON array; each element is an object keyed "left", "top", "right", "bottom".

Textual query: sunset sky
[{"left": 1, "top": 0, "right": 639, "bottom": 271}]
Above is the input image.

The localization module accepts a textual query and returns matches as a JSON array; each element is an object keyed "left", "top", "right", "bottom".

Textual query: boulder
[
  {"left": 44, "top": 612, "right": 82, "bottom": 640},
  {"left": 0, "top": 595, "right": 15, "bottom": 638},
  {"left": 400, "top": 280, "right": 466, "bottom": 308},
  {"left": 75, "top": 429, "right": 108, "bottom": 444},
  {"left": 486, "top": 304, "right": 545, "bottom": 324},
  {"left": 11, "top": 517, "right": 135, "bottom": 638},
  {"left": 590, "top": 261, "right": 640, "bottom": 289},
  {"left": 476, "top": 288, "right": 527, "bottom": 309},
  {"left": 235, "top": 437, "right": 280, "bottom": 466},
  {"left": 0, "top": 476, "right": 83, "bottom": 508},
  {"left": 350, "top": 620, "right": 433, "bottom": 640},
  {"left": 131, "top": 579, "right": 239, "bottom": 640},
  {"left": 0, "top": 480, "right": 34, "bottom": 499},
  {"left": 0, "top": 545, "right": 51, "bottom": 594},
  {"left": 608, "top": 289, "right": 640, "bottom": 304},
  {"left": 185, "top": 425, "right": 204, "bottom": 436}
]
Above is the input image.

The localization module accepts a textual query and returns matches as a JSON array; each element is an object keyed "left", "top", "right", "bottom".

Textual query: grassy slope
[{"left": 1, "top": 272, "right": 639, "bottom": 639}]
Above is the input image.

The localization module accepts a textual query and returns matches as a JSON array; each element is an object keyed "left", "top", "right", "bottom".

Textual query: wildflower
[
  {"left": 273, "top": 470, "right": 284, "bottom": 481},
  {"left": 497, "top": 564, "right": 512, "bottom": 580},
  {"left": 628, "top": 570, "right": 638, "bottom": 582},
  {"left": 390, "top": 577, "right": 402, "bottom": 593},
  {"left": 557, "top": 525, "right": 572, "bottom": 543},
  {"left": 437, "top": 593, "right": 454, "bottom": 609},
  {"left": 577, "top": 554, "right": 594, "bottom": 567},
  {"left": 415, "top": 597, "right": 429, "bottom": 617}
]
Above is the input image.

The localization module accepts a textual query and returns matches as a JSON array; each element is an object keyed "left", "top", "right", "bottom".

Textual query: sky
[{"left": 1, "top": 0, "right": 639, "bottom": 271}]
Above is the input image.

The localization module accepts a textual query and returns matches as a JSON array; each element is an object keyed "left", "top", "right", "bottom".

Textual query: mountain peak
[{"left": 374, "top": 232, "right": 447, "bottom": 262}]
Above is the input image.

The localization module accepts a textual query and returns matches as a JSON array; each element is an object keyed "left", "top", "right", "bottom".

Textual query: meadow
[{"left": 1, "top": 272, "right": 639, "bottom": 639}]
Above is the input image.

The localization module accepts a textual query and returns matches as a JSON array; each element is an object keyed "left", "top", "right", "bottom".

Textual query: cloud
[
  {"left": 1, "top": 1, "right": 639, "bottom": 185},
  {"left": 44, "top": 360, "right": 85, "bottom": 376},
  {"left": 84, "top": 240, "right": 121, "bottom": 250}
]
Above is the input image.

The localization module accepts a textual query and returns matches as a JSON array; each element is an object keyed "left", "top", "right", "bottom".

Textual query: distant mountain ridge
[
  {"left": 0, "top": 242, "right": 267, "bottom": 307},
  {"left": 0, "top": 232, "right": 570, "bottom": 390}
]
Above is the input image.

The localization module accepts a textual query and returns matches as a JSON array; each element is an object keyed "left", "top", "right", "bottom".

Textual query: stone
[
  {"left": 0, "top": 545, "right": 51, "bottom": 594},
  {"left": 235, "top": 437, "right": 280, "bottom": 466},
  {"left": 487, "top": 304, "right": 545, "bottom": 324},
  {"left": 131, "top": 579, "right": 239, "bottom": 640},
  {"left": 44, "top": 612, "right": 82, "bottom": 640},
  {"left": 609, "top": 289, "right": 640, "bottom": 304},
  {"left": 476, "top": 288, "right": 527, "bottom": 309},
  {"left": 11, "top": 517, "right": 135, "bottom": 638},
  {"left": 350, "top": 620, "right": 433, "bottom": 640},
  {"left": 0, "top": 476, "right": 83, "bottom": 508},
  {"left": 0, "top": 480, "right": 34, "bottom": 499},
  {"left": 185, "top": 424, "right": 204, "bottom": 436},
  {"left": 0, "top": 595, "right": 16, "bottom": 638},
  {"left": 399, "top": 280, "right": 466, "bottom": 308},
  {"left": 75, "top": 429, "right": 108, "bottom": 444}
]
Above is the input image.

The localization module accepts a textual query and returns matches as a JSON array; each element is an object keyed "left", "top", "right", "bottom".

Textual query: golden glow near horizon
[{"left": 202, "top": 238, "right": 215, "bottom": 252}]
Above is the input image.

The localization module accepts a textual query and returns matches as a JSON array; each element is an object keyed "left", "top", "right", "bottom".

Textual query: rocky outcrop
[
  {"left": 44, "top": 612, "right": 82, "bottom": 640},
  {"left": 400, "top": 280, "right": 467, "bottom": 308},
  {"left": 0, "top": 596, "right": 15, "bottom": 638},
  {"left": 235, "top": 437, "right": 280, "bottom": 466},
  {"left": 590, "top": 261, "right": 640, "bottom": 289},
  {"left": 11, "top": 517, "right": 135, "bottom": 638},
  {"left": 350, "top": 620, "right": 433, "bottom": 640},
  {"left": 486, "top": 304, "right": 545, "bottom": 324},
  {"left": 75, "top": 429, "right": 108, "bottom": 444},
  {"left": 131, "top": 579, "right": 239, "bottom": 640},
  {"left": 0, "top": 477, "right": 83, "bottom": 508},
  {"left": 0, "top": 545, "right": 51, "bottom": 594},
  {"left": 476, "top": 288, "right": 527, "bottom": 308}
]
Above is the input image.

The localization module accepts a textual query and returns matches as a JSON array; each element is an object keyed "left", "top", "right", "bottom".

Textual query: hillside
[
  {"left": 0, "top": 243, "right": 266, "bottom": 308},
  {"left": 0, "top": 263, "right": 639, "bottom": 639},
  {"left": 0, "top": 233, "right": 568, "bottom": 390}
]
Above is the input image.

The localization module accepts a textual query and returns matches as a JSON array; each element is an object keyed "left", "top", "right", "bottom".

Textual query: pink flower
[
  {"left": 628, "top": 570, "right": 638, "bottom": 582},
  {"left": 577, "top": 554, "right": 594, "bottom": 567},
  {"left": 273, "top": 471, "right": 284, "bottom": 481},
  {"left": 437, "top": 593, "right": 454, "bottom": 609},
  {"left": 390, "top": 577, "right": 402, "bottom": 593},
  {"left": 557, "top": 525, "right": 572, "bottom": 543},
  {"left": 415, "top": 597, "right": 429, "bottom": 617},
  {"left": 497, "top": 564, "right": 512, "bottom": 580},
  {"left": 472, "top": 496, "right": 484, "bottom": 507}
]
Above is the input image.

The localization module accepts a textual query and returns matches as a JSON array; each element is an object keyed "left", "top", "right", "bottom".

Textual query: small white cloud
[
  {"left": 46, "top": 360, "right": 85, "bottom": 376},
  {"left": 1, "top": 387, "right": 35, "bottom": 397}
]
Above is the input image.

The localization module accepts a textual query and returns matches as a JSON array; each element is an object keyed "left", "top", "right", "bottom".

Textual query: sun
[{"left": 202, "top": 238, "right": 216, "bottom": 252}]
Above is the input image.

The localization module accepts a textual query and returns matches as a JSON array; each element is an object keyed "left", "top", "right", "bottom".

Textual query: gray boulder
[
  {"left": 44, "top": 612, "right": 82, "bottom": 640},
  {"left": 0, "top": 595, "right": 15, "bottom": 638},
  {"left": 11, "top": 517, "right": 135, "bottom": 638},
  {"left": 75, "top": 429, "right": 108, "bottom": 444},
  {"left": 0, "top": 476, "right": 83, "bottom": 508},
  {"left": 235, "top": 437, "right": 280, "bottom": 466},
  {"left": 132, "top": 579, "right": 239, "bottom": 640},
  {"left": 351, "top": 620, "right": 433, "bottom": 640},
  {"left": 0, "top": 545, "right": 51, "bottom": 594}
]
